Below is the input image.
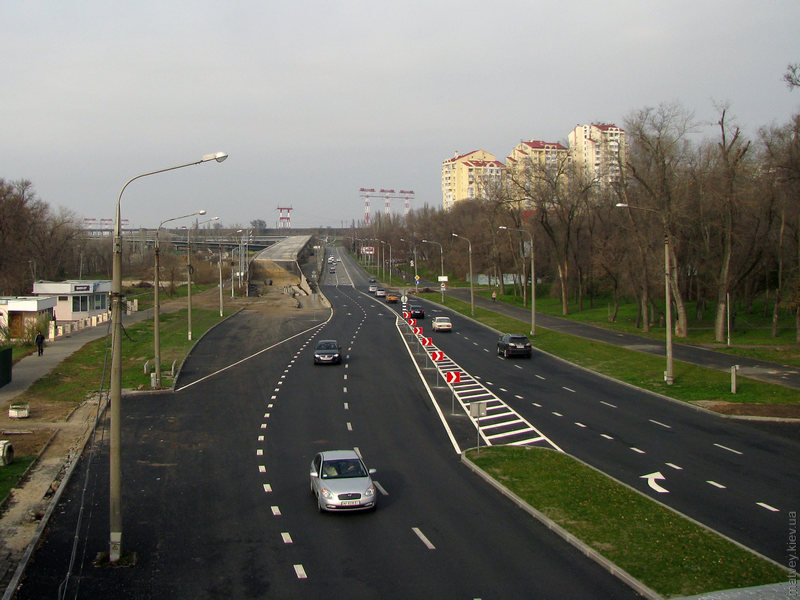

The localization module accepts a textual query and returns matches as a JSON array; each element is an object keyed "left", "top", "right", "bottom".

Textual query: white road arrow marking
[{"left": 641, "top": 471, "right": 669, "bottom": 493}]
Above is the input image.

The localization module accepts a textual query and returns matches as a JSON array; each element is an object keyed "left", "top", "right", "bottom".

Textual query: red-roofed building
[
  {"left": 568, "top": 123, "right": 626, "bottom": 186},
  {"left": 441, "top": 150, "right": 505, "bottom": 210}
]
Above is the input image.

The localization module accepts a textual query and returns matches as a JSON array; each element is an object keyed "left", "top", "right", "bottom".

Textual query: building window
[{"left": 72, "top": 295, "right": 88, "bottom": 312}]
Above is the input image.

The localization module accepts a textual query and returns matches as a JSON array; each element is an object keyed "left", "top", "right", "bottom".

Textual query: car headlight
[
  {"left": 364, "top": 485, "right": 375, "bottom": 497},
  {"left": 320, "top": 488, "right": 333, "bottom": 499}
]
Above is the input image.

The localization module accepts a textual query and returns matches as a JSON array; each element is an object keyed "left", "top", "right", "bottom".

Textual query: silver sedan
[{"left": 310, "top": 450, "right": 377, "bottom": 512}]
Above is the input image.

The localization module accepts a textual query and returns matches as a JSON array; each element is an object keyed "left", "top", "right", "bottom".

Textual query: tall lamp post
[
  {"left": 421, "top": 239, "right": 444, "bottom": 303},
  {"left": 451, "top": 233, "right": 473, "bottom": 316},
  {"left": 380, "top": 240, "right": 391, "bottom": 284},
  {"left": 498, "top": 226, "right": 535, "bottom": 336},
  {"left": 187, "top": 216, "right": 219, "bottom": 340},
  {"left": 400, "top": 237, "right": 419, "bottom": 292},
  {"left": 616, "top": 203, "right": 673, "bottom": 384},
  {"left": 109, "top": 151, "right": 227, "bottom": 563},
  {"left": 154, "top": 209, "right": 207, "bottom": 389}
]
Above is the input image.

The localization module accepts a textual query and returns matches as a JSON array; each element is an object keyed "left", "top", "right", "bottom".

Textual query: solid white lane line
[
  {"left": 294, "top": 564, "right": 307, "bottom": 579},
  {"left": 600, "top": 401, "right": 617, "bottom": 408},
  {"left": 412, "top": 527, "right": 436, "bottom": 550},
  {"left": 271, "top": 506, "right": 281, "bottom": 516},
  {"left": 649, "top": 419, "right": 671, "bottom": 429},
  {"left": 281, "top": 532, "right": 293, "bottom": 544},
  {"left": 757, "top": 502, "right": 780, "bottom": 512},
  {"left": 707, "top": 481, "right": 726, "bottom": 489},
  {"left": 714, "top": 443, "right": 743, "bottom": 455}
]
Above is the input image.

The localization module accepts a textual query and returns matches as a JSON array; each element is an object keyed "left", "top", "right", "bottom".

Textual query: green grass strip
[
  {"left": 0, "top": 456, "right": 37, "bottom": 504},
  {"left": 467, "top": 446, "right": 786, "bottom": 598}
]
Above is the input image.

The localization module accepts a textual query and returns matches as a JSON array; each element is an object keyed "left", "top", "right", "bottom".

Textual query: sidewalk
[{"left": 445, "top": 287, "right": 800, "bottom": 391}]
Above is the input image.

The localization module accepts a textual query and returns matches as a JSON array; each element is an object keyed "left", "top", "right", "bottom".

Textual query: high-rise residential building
[
  {"left": 568, "top": 124, "right": 626, "bottom": 186},
  {"left": 506, "top": 140, "right": 570, "bottom": 174},
  {"left": 441, "top": 150, "right": 504, "bottom": 210}
]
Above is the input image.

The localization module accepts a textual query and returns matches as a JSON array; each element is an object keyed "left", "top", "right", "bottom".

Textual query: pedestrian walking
[
  {"left": 35, "top": 331, "right": 45, "bottom": 356},
  {"left": 491, "top": 291, "right": 497, "bottom": 302}
]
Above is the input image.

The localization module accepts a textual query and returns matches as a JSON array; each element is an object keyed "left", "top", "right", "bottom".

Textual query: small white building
[
  {"left": 33, "top": 280, "right": 111, "bottom": 322},
  {"left": 0, "top": 296, "right": 58, "bottom": 339}
]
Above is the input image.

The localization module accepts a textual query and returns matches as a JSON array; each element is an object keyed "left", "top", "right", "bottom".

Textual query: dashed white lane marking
[
  {"left": 257, "top": 449, "right": 264, "bottom": 456},
  {"left": 535, "top": 374, "right": 545, "bottom": 380},
  {"left": 499, "top": 387, "right": 508, "bottom": 392},
  {"left": 601, "top": 434, "right": 614, "bottom": 440},
  {"left": 294, "top": 564, "right": 307, "bottom": 579},
  {"left": 666, "top": 463, "right": 683, "bottom": 470},
  {"left": 412, "top": 527, "right": 436, "bottom": 550},
  {"left": 259, "top": 465, "right": 266, "bottom": 473},
  {"left": 344, "top": 374, "right": 348, "bottom": 380},
  {"left": 562, "top": 387, "right": 576, "bottom": 393},
  {"left": 552, "top": 412, "right": 563, "bottom": 417},
  {"left": 343, "top": 386, "right": 348, "bottom": 393},
  {"left": 757, "top": 502, "right": 779, "bottom": 512},
  {"left": 263, "top": 484, "right": 272, "bottom": 492},
  {"left": 600, "top": 401, "right": 617, "bottom": 408},
  {"left": 631, "top": 447, "right": 646, "bottom": 454},
  {"left": 649, "top": 419, "right": 671, "bottom": 429},
  {"left": 271, "top": 506, "right": 281, "bottom": 516},
  {"left": 258, "top": 435, "right": 264, "bottom": 442},
  {"left": 344, "top": 402, "right": 349, "bottom": 410},
  {"left": 281, "top": 532, "right": 293, "bottom": 544},
  {"left": 261, "top": 423, "right": 267, "bottom": 429},
  {"left": 515, "top": 395, "right": 524, "bottom": 399},
  {"left": 707, "top": 481, "right": 726, "bottom": 489},
  {"left": 264, "top": 413, "right": 270, "bottom": 418},
  {"left": 714, "top": 443, "right": 743, "bottom": 455},
  {"left": 346, "top": 422, "right": 353, "bottom": 431},
  {"left": 575, "top": 422, "right": 586, "bottom": 428},
  {"left": 532, "top": 402, "right": 542, "bottom": 408}
]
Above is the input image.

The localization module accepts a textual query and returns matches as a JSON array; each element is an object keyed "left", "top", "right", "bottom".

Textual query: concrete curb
[{"left": 460, "top": 449, "right": 663, "bottom": 600}]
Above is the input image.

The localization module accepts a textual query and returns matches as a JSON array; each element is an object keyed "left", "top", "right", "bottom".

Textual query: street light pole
[
  {"left": 154, "top": 210, "right": 206, "bottom": 388},
  {"left": 498, "top": 226, "right": 535, "bottom": 336},
  {"left": 616, "top": 203, "right": 674, "bottom": 384},
  {"left": 188, "top": 216, "right": 219, "bottom": 340},
  {"left": 109, "top": 151, "right": 226, "bottom": 563},
  {"left": 422, "top": 239, "right": 444, "bottom": 303},
  {"left": 452, "top": 233, "right": 473, "bottom": 316}
]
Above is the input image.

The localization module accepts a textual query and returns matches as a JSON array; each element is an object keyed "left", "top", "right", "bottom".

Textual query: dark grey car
[{"left": 497, "top": 333, "right": 532, "bottom": 358}]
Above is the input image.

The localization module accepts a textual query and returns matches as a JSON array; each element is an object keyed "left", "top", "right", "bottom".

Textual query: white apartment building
[{"left": 568, "top": 124, "right": 625, "bottom": 186}]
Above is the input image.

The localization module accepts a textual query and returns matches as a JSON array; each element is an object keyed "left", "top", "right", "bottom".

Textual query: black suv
[
  {"left": 497, "top": 334, "right": 532, "bottom": 358},
  {"left": 409, "top": 305, "right": 425, "bottom": 318}
]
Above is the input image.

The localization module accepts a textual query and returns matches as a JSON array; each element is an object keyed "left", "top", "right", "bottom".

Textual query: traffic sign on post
[
  {"left": 445, "top": 371, "right": 461, "bottom": 384},
  {"left": 421, "top": 337, "right": 432, "bottom": 346},
  {"left": 413, "top": 327, "right": 422, "bottom": 335},
  {"left": 431, "top": 351, "right": 444, "bottom": 361}
]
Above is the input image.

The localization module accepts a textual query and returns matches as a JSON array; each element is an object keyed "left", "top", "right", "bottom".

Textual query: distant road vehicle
[
  {"left": 368, "top": 284, "right": 378, "bottom": 293},
  {"left": 410, "top": 305, "right": 425, "bottom": 318},
  {"left": 432, "top": 316, "right": 452, "bottom": 332},
  {"left": 497, "top": 333, "right": 532, "bottom": 358},
  {"left": 313, "top": 340, "right": 342, "bottom": 364},
  {"left": 375, "top": 288, "right": 386, "bottom": 297},
  {"left": 309, "top": 450, "right": 377, "bottom": 512},
  {"left": 385, "top": 291, "right": 399, "bottom": 303}
]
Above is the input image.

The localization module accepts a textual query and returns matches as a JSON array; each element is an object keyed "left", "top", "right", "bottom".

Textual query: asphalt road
[
  {"left": 403, "top": 294, "right": 799, "bottom": 565},
  {"left": 14, "top": 257, "right": 640, "bottom": 598}
]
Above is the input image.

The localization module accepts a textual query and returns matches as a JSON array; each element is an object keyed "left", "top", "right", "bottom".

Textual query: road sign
[
  {"left": 438, "top": 275, "right": 449, "bottom": 282},
  {"left": 445, "top": 371, "right": 461, "bottom": 384},
  {"left": 421, "top": 337, "right": 432, "bottom": 346},
  {"left": 469, "top": 401, "right": 487, "bottom": 418},
  {"left": 403, "top": 311, "right": 410, "bottom": 319},
  {"left": 413, "top": 327, "right": 422, "bottom": 335},
  {"left": 431, "top": 351, "right": 444, "bottom": 361},
  {"left": 401, "top": 295, "right": 408, "bottom": 304},
  {"left": 440, "top": 283, "right": 446, "bottom": 291},
  {"left": 407, "top": 318, "right": 416, "bottom": 326},
  {"left": 415, "top": 275, "right": 420, "bottom": 282}
]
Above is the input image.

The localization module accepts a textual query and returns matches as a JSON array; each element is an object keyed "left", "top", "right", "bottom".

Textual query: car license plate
[{"left": 341, "top": 500, "right": 360, "bottom": 506}]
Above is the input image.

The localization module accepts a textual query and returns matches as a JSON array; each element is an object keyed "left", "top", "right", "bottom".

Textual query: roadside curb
[{"left": 460, "top": 449, "right": 663, "bottom": 600}]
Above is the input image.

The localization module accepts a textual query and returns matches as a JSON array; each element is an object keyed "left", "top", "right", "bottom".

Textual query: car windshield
[
  {"left": 318, "top": 342, "right": 338, "bottom": 350},
  {"left": 321, "top": 459, "right": 367, "bottom": 479}
]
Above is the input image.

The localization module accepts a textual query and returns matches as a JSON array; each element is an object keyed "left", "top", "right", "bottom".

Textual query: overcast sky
[{"left": 2, "top": 1, "right": 798, "bottom": 229}]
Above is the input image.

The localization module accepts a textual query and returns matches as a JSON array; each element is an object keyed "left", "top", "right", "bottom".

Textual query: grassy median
[
  {"left": 467, "top": 446, "right": 787, "bottom": 598},
  {"left": 420, "top": 292, "right": 800, "bottom": 408}
]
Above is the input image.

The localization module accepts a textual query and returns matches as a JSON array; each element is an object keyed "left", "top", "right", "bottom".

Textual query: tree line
[{"left": 356, "top": 101, "right": 800, "bottom": 343}]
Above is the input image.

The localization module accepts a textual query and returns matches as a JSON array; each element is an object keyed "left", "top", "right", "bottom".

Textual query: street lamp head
[
  {"left": 498, "top": 226, "right": 508, "bottom": 230},
  {"left": 615, "top": 203, "right": 628, "bottom": 208},
  {"left": 198, "top": 209, "right": 207, "bottom": 215},
  {"left": 202, "top": 152, "right": 228, "bottom": 163}
]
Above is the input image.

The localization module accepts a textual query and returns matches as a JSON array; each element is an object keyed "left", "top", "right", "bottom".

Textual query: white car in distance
[{"left": 432, "top": 316, "right": 452, "bottom": 332}]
